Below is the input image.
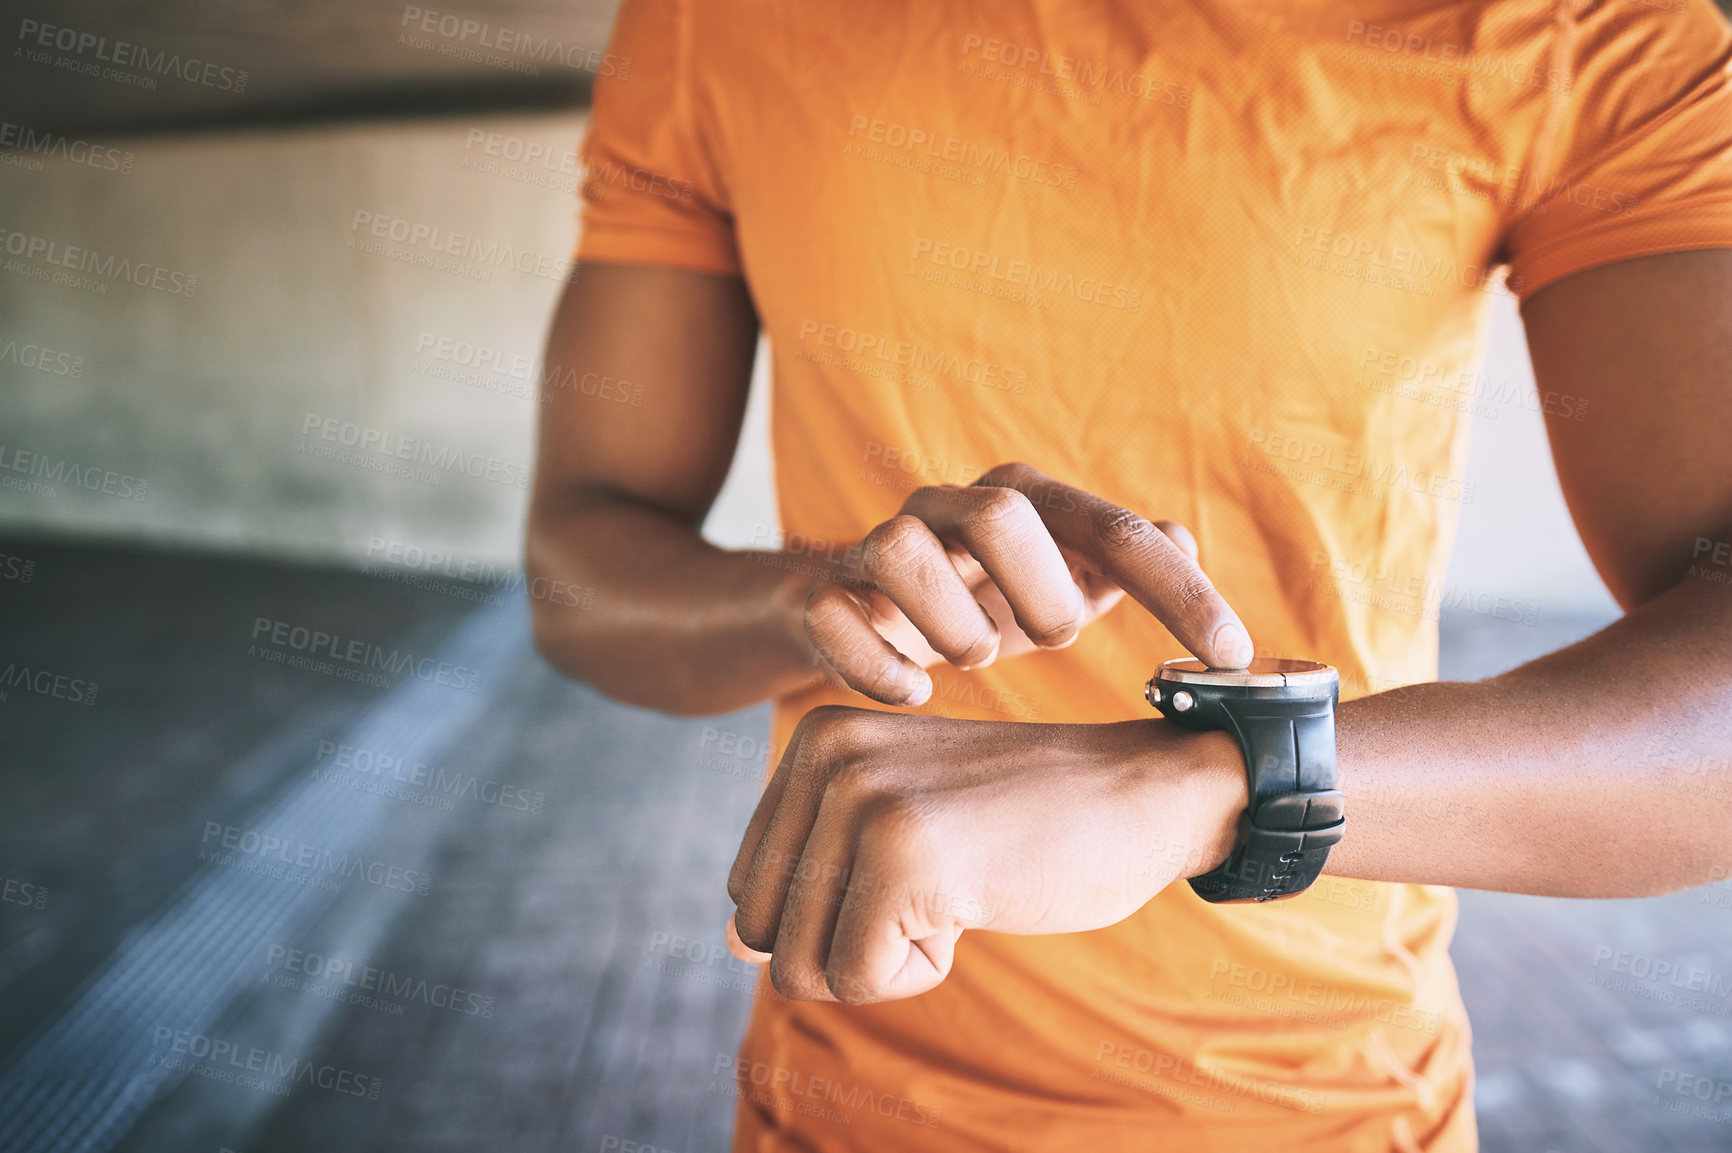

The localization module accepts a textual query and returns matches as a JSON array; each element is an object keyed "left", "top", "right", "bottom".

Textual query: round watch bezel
[{"left": 1154, "top": 657, "right": 1338, "bottom": 690}]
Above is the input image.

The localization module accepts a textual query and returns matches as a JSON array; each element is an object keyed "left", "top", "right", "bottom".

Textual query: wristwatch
[{"left": 1145, "top": 657, "right": 1344, "bottom": 903}]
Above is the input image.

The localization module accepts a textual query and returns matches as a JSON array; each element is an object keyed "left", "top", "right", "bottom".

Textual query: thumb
[{"left": 726, "top": 911, "right": 771, "bottom": 964}]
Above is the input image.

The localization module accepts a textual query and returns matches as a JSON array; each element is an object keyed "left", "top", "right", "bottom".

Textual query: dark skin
[{"left": 528, "top": 252, "right": 1732, "bottom": 1003}]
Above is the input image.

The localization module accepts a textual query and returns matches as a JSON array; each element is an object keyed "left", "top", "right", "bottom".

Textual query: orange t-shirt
[{"left": 575, "top": 0, "right": 1732, "bottom": 1148}]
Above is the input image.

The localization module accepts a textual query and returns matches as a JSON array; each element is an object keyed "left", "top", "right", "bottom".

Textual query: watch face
[{"left": 1156, "top": 657, "right": 1337, "bottom": 688}]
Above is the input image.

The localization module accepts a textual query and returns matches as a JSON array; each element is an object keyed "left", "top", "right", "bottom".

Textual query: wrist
[
  {"left": 761, "top": 540, "right": 876, "bottom": 694},
  {"left": 1184, "top": 728, "right": 1250, "bottom": 876},
  {"left": 1121, "top": 722, "right": 1247, "bottom": 880},
  {"left": 767, "top": 565, "right": 826, "bottom": 671}
]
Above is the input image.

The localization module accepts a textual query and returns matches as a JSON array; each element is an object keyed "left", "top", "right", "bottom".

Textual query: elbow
[
  {"left": 523, "top": 516, "right": 605, "bottom": 684},
  {"left": 523, "top": 554, "right": 611, "bottom": 689},
  {"left": 527, "top": 601, "right": 629, "bottom": 702},
  {"left": 529, "top": 597, "right": 591, "bottom": 684}
]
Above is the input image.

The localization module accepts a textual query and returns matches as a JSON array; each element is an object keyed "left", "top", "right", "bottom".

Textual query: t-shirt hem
[
  {"left": 575, "top": 229, "right": 742, "bottom": 277},
  {"left": 1512, "top": 221, "right": 1732, "bottom": 298}
]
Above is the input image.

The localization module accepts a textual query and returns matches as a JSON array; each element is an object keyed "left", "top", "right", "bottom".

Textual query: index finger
[{"left": 977, "top": 462, "right": 1254, "bottom": 669}]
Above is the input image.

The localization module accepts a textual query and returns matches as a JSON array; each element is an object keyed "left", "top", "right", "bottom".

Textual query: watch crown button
[{"left": 1171, "top": 690, "right": 1195, "bottom": 713}]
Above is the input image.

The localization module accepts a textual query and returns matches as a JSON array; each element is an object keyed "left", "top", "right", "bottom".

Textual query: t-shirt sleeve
[
  {"left": 574, "top": 0, "right": 740, "bottom": 275},
  {"left": 1504, "top": 0, "right": 1732, "bottom": 298}
]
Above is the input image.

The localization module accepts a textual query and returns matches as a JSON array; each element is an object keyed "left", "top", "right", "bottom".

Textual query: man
[{"left": 526, "top": 0, "right": 1732, "bottom": 1147}]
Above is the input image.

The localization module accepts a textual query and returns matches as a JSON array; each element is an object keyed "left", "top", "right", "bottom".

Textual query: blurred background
[{"left": 0, "top": 2, "right": 1727, "bottom": 1151}]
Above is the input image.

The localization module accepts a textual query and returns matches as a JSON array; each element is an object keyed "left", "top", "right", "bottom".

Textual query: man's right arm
[
  {"left": 527, "top": 261, "right": 827, "bottom": 716},
  {"left": 528, "top": 262, "right": 1253, "bottom": 717}
]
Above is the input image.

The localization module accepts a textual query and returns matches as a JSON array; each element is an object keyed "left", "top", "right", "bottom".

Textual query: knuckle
[
  {"left": 826, "top": 969, "right": 880, "bottom": 1005},
  {"left": 977, "top": 460, "right": 1035, "bottom": 488},
  {"left": 905, "top": 484, "right": 958, "bottom": 507},
  {"left": 733, "top": 915, "right": 775, "bottom": 954},
  {"left": 863, "top": 515, "right": 931, "bottom": 572},
  {"left": 960, "top": 486, "right": 1034, "bottom": 535},
  {"left": 903, "top": 485, "right": 972, "bottom": 522},
  {"left": 802, "top": 585, "right": 853, "bottom": 638},
  {"left": 1093, "top": 505, "right": 1156, "bottom": 549},
  {"left": 825, "top": 757, "right": 884, "bottom": 802},
  {"left": 805, "top": 705, "right": 877, "bottom": 754},
  {"left": 769, "top": 956, "right": 826, "bottom": 1001},
  {"left": 1174, "top": 574, "right": 1215, "bottom": 608},
  {"left": 806, "top": 703, "right": 861, "bottom": 727}
]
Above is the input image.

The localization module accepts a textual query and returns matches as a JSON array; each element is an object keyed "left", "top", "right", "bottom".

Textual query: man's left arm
[
  {"left": 1330, "top": 248, "right": 1732, "bottom": 897},
  {"left": 726, "top": 251, "right": 1732, "bottom": 1003}
]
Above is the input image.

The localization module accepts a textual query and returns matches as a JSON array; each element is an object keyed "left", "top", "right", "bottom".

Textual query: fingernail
[
  {"left": 906, "top": 672, "right": 932, "bottom": 707},
  {"left": 1211, "top": 622, "right": 1253, "bottom": 669},
  {"left": 957, "top": 639, "right": 1000, "bottom": 670}
]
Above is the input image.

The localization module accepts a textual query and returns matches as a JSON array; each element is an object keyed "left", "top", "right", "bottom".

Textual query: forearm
[
  {"left": 1327, "top": 571, "right": 1732, "bottom": 896},
  {"left": 527, "top": 495, "right": 827, "bottom": 715}
]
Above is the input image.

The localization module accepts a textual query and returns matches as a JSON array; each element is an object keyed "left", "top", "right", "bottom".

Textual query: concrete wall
[
  {"left": 0, "top": 111, "right": 1608, "bottom": 615},
  {"left": 1, "top": 112, "right": 592, "bottom": 570}
]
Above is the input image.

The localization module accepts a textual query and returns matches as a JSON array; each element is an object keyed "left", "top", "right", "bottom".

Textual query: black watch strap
[{"left": 1188, "top": 700, "right": 1344, "bottom": 903}]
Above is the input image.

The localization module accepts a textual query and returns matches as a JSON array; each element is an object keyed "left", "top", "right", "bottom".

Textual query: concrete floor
[{"left": 0, "top": 538, "right": 1726, "bottom": 1152}]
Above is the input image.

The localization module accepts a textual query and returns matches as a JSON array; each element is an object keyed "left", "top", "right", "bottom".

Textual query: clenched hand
[
  {"left": 803, "top": 462, "right": 1254, "bottom": 705},
  {"left": 727, "top": 706, "right": 1246, "bottom": 1003}
]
